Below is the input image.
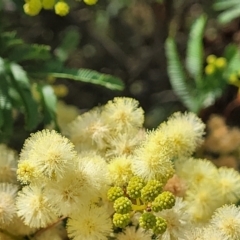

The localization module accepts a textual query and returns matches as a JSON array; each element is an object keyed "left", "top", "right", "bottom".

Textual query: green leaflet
[
  {"left": 0, "top": 28, "right": 124, "bottom": 141},
  {"left": 213, "top": 0, "right": 240, "bottom": 24},
  {"left": 0, "top": 74, "right": 13, "bottom": 139},
  {"left": 0, "top": 32, "right": 24, "bottom": 55},
  {"left": 213, "top": 0, "right": 240, "bottom": 10},
  {"left": 218, "top": 8, "right": 240, "bottom": 24},
  {"left": 9, "top": 63, "right": 39, "bottom": 130},
  {"left": 186, "top": 15, "right": 207, "bottom": 83},
  {"left": 224, "top": 48, "right": 240, "bottom": 77},
  {"left": 8, "top": 44, "right": 51, "bottom": 63},
  {"left": 49, "top": 68, "right": 124, "bottom": 91},
  {"left": 37, "top": 84, "right": 58, "bottom": 127}
]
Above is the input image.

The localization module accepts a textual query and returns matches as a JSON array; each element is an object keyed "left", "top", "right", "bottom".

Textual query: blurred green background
[{"left": 2, "top": 0, "right": 240, "bottom": 149}]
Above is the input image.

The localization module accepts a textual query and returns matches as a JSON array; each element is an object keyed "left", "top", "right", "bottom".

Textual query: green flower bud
[
  {"left": 141, "top": 180, "right": 162, "bottom": 202},
  {"left": 113, "top": 213, "right": 130, "bottom": 228},
  {"left": 153, "top": 217, "right": 167, "bottom": 235},
  {"left": 139, "top": 212, "right": 156, "bottom": 230},
  {"left": 127, "top": 176, "right": 145, "bottom": 199},
  {"left": 152, "top": 191, "right": 175, "bottom": 212},
  {"left": 107, "top": 186, "right": 124, "bottom": 202},
  {"left": 113, "top": 196, "right": 132, "bottom": 214}
]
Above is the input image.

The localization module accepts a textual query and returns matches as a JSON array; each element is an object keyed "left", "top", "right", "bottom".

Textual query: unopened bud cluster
[{"left": 107, "top": 175, "right": 176, "bottom": 234}]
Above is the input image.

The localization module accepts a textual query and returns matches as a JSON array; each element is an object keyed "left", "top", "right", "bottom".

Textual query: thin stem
[
  {"left": 132, "top": 203, "right": 146, "bottom": 212},
  {"left": 32, "top": 216, "right": 67, "bottom": 238}
]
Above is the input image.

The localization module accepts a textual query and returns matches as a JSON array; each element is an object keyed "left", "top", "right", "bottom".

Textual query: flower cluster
[
  {"left": 175, "top": 157, "right": 240, "bottom": 222},
  {"left": 205, "top": 54, "right": 227, "bottom": 75},
  {"left": 0, "top": 97, "right": 240, "bottom": 239},
  {"left": 107, "top": 176, "right": 175, "bottom": 236},
  {"left": 67, "top": 97, "right": 145, "bottom": 159},
  {"left": 23, "top": 0, "right": 98, "bottom": 17}
]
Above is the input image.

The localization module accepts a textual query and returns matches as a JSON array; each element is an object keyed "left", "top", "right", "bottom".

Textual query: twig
[{"left": 31, "top": 216, "right": 67, "bottom": 238}]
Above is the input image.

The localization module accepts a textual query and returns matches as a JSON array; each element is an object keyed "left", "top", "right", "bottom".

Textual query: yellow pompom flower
[
  {"left": 185, "top": 182, "right": 222, "bottom": 222},
  {"left": 16, "top": 185, "right": 58, "bottom": 228},
  {"left": 0, "top": 144, "right": 18, "bottom": 183},
  {"left": 0, "top": 183, "right": 18, "bottom": 226},
  {"left": 108, "top": 156, "right": 133, "bottom": 186},
  {"left": 67, "top": 204, "right": 112, "bottom": 240},
  {"left": 159, "top": 112, "right": 205, "bottom": 158},
  {"left": 210, "top": 205, "right": 240, "bottom": 239},
  {"left": 218, "top": 167, "right": 240, "bottom": 204},
  {"left": 19, "top": 129, "right": 77, "bottom": 180},
  {"left": 102, "top": 97, "right": 144, "bottom": 133},
  {"left": 23, "top": 0, "right": 42, "bottom": 16},
  {"left": 55, "top": 1, "right": 70, "bottom": 16},
  {"left": 53, "top": 84, "right": 69, "bottom": 97},
  {"left": 206, "top": 54, "right": 216, "bottom": 64},
  {"left": 205, "top": 64, "right": 215, "bottom": 75},
  {"left": 42, "top": 0, "right": 55, "bottom": 10},
  {"left": 215, "top": 57, "right": 227, "bottom": 69},
  {"left": 83, "top": 0, "right": 98, "bottom": 5},
  {"left": 132, "top": 142, "right": 175, "bottom": 182},
  {"left": 17, "top": 160, "right": 41, "bottom": 184}
]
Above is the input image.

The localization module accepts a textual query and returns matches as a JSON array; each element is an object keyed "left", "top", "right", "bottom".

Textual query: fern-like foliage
[
  {"left": 0, "top": 30, "right": 124, "bottom": 142},
  {"left": 186, "top": 15, "right": 207, "bottom": 82},
  {"left": 165, "top": 38, "right": 197, "bottom": 112},
  {"left": 165, "top": 15, "right": 239, "bottom": 113},
  {"left": 213, "top": 0, "right": 240, "bottom": 24}
]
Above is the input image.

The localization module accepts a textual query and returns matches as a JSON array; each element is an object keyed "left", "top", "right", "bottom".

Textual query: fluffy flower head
[
  {"left": 156, "top": 197, "right": 191, "bottom": 240},
  {"left": 175, "top": 158, "right": 218, "bottom": 187},
  {"left": 217, "top": 167, "right": 240, "bottom": 204},
  {"left": 132, "top": 142, "right": 175, "bottom": 181},
  {"left": 102, "top": 97, "right": 144, "bottom": 132},
  {"left": 16, "top": 185, "right": 58, "bottom": 228},
  {"left": 210, "top": 204, "right": 240, "bottom": 240},
  {"left": 108, "top": 156, "right": 133, "bottom": 186},
  {"left": 68, "top": 108, "right": 109, "bottom": 152},
  {"left": 67, "top": 204, "right": 112, "bottom": 240},
  {"left": 158, "top": 112, "right": 205, "bottom": 159},
  {"left": 185, "top": 182, "right": 222, "bottom": 222},
  {"left": 0, "top": 183, "right": 18, "bottom": 225},
  {"left": 19, "top": 129, "right": 76, "bottom": 181},
  {"left": 0, "top": 144, "right": 17, "bottom": 183}
]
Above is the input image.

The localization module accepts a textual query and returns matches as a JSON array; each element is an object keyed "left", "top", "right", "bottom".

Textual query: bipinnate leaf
[
  {"left": 8, "top": 44, "right": 51, "bottom": 62},
  {"left": 49, "top": 68, "right": 124, "bottom": 91},
  {"left": 0, "top": 32, "right": 24, "bottom": 54},
  {"left": 165, "top": 38, "right": 197, "bottom": 112}
]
